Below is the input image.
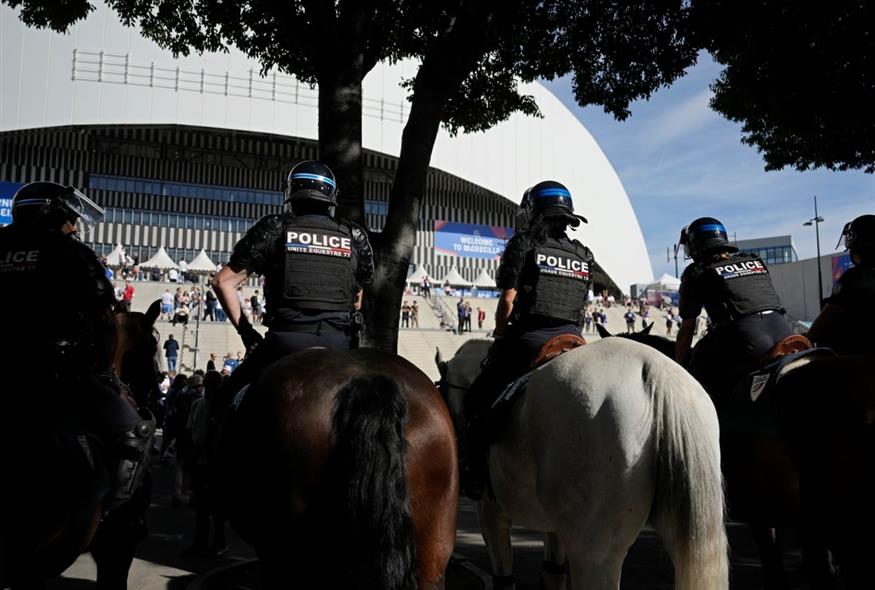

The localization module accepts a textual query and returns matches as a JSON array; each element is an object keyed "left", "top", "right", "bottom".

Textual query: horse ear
[
  {"left": 435, "top": 347, "right": 447, "bottom": 378},
  {"left": 596, "top": 323, "right": 611, "bottom": 339},
  {"left": 144, "top": 299, "right": 161, "bottom": 326},
  {"left": 642, "top": 322, "right": 654, "bottom": 335}
]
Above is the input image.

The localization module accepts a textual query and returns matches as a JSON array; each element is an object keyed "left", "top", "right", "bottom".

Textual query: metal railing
[{"left": 71, "top": 49, "right": 408, "bottom": 123}]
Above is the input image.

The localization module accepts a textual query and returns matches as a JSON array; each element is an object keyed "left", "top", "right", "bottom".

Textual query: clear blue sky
[{"left": 542, "top": 53, "right": 874, "bottom": 280}]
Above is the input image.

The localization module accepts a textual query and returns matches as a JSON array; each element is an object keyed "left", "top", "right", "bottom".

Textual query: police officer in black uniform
[
  {"left": 0, "top": 182, "right": 150, "bottom": 506},
  {"left": 676, "top": 217, "right": 792, "bottom": 401},
  {"left": 809, "top": 214, "right": 875, "bottom": 355},
  {"left": 461, "top": 180, "right": 593, "bottom": 499},
  {"left": 213, "top": 161, "right": 374, "bottom": 401}
]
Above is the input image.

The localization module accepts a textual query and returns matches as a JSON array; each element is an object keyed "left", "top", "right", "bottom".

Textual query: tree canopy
[
  {"left": 696, "top": 1, "right": 875, "bottom": 173},
  {"left": 4, "top": 0, "right": 702, "bottom": 349}
]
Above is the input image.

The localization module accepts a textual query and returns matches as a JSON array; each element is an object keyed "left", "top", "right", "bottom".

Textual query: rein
[{"left": 437, "top": 376, "right": 470, "bottom": 395}]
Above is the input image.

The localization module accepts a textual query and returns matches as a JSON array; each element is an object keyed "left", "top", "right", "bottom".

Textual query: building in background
[
  {"left": 733, "top": 235, "right": 798, "bottom": 265},
  {"left": 1, "top": 1, "right": 653, "bottom": 291}
]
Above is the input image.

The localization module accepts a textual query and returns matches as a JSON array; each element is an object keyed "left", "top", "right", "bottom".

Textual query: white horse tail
[{"left": 647, "top": 359, "right": 729, "bottom": 590}]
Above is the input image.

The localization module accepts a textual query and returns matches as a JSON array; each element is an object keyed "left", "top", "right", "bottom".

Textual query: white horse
[{"left": 436, "top": 337, "right": 728, "bottom": 590}]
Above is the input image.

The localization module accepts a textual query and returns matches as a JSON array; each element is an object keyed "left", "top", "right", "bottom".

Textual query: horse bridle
[{"left": 436, "top": 374, "right": 471, "bottom": 393}]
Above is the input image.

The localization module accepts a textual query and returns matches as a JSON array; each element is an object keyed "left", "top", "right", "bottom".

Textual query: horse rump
[{"left": 326, "top": 374, "right": 417, "bottom": 590}]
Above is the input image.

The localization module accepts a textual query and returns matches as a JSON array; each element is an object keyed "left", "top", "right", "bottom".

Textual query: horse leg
[
  {"left": 799, "top": 525, "right": 836, "bottom": 590},
  {"left": 91, "top": 514, "right": 139, "bottom": 590},
  {"left": 479, "top": 494, "right": 516, "bottom": 589},
  {"left": 92, "top": 476, "right": 150, "bottom": 590},
  {"left": 750, "top": 525, "right": 791, "bottom": 590},
  {"left": 540, "top": 532, "right": 567, "bottom": 590}
]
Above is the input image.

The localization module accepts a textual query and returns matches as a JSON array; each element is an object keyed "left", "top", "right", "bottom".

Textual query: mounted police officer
[
  {"left": 461, "top": 180, "right": 593, "bottom": 499},
  {"left": 676, "top": 217, "right": 792, "bottom": 401},
  {"left": 809, "top": 214, "right": 875, "bottom": 355},
  {"left": 213, "top": 161, "right": 374, "bottom": 402},
  {"left": 0, "top": 182, "right": 151, "bottom": 507}
]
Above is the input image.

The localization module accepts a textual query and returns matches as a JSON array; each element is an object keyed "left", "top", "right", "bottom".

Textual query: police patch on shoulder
[
  {"left": 286, "top": 231, "right": 352, "bottom": 258},
  {"left": 535, "top": 252, "right": 590, "bottom": 281},
  {"left": 714, "top": 259, "right": 769, "bottom": 280}
]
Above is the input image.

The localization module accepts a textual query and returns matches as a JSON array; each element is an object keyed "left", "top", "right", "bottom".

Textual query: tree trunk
[
  {"left": 363, "top": 90, "right": 444, "bottom": 351},
  {"left": 318, "top": 71, "right": 366, "bottom": 226},
  {"left": 364, "top": 5, "right": 497, "bottom": 352}
]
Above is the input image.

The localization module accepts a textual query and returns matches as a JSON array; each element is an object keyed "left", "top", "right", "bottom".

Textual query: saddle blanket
[
  {"left": 722, "top": 347, "right": 835, "bottom": 436},
  {"left": 485, "top": 372, "right": 533, "bottom": 443}
]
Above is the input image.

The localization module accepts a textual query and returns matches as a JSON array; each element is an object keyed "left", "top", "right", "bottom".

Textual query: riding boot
[{"left": 461, "top": 367, "right": 503, "bottom": 501}]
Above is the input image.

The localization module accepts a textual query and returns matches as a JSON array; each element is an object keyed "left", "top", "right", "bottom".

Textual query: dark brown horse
[
  {"left": 775, "top": 354, "right": 875, "bottom": 590},
  {"left": 599, "top": 324, "right": 874, "bottom": 589},
  {"left": 220, "top": 348, "right": 458, "bottom": 590},
  {"left": 0, "top": 300, "right": 160, "bottom": 589}
]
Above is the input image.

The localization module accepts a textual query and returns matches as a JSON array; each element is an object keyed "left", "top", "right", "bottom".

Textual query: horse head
[
  {"left": 115, "top": 299, "right": 162, "bottom": 407},
  {"left": 597, "top": 321, "right": 653, "bottom": 339},
  {"left": 597, "top": 321, "right": 674, "bottom": 359},
  {"left": 434, "top": 340, "right": 490, "bottom": 431}
]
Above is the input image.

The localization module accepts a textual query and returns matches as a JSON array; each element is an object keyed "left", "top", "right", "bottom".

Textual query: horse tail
[
  {"left": 330, "top": 375, "right": 417, "bottom": 590},
  {"left": 647, "top": 359, "right": 729, "bottom": 590}
]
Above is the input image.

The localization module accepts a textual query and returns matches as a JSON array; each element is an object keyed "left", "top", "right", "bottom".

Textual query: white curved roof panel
[{"left": 0, "top": 1, "right": 653, "bottom": 288}]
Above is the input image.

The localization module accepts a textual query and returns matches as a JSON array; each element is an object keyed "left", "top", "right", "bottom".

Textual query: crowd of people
[
  {"left": 154, "top": 370, "right": 228, "bottom": 556},
  {"left": 162, "top": 333, "right": 247, "bottom": 377}
]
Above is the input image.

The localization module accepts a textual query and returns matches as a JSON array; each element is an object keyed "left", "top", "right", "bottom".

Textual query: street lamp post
[
  {"left": 803, "top": 195, "right": 825, "bottom": 308},
  {"left": 668, "top": 244, "right": 679, "bottom": 277}
]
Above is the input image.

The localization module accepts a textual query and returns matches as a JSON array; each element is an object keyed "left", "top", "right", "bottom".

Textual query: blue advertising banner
[
  {"left": 0, "top": 181, "right": 24, "bottom": 226},
  {"left": 434, "top": 220, "right": 513, "bottom": 260},
  {"left": 831, "top": 253, "right": 853, "bottom": 285}
]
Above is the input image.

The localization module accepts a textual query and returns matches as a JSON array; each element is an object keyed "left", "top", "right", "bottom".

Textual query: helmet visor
[
  {"left": 836, "top": 221, "right": 852, "bottom": 250},
  {"left": 61, "top": 188, "right": 105, "bottom": 226}
]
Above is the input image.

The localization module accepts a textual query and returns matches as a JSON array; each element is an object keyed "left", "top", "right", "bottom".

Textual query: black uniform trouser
[
  {"left": 690, "top": 311, "right": 792, "bottom": 401},
  {"left": 463, "top": 323, "right": 582, "bottom": 459},
  {"left": 219, "top": 328, "right": 349, "bottom": 407}
]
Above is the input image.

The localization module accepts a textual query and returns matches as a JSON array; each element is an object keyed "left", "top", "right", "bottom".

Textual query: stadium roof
[{"left": 0, "top": 1, "right": 653, "bottom": 289}]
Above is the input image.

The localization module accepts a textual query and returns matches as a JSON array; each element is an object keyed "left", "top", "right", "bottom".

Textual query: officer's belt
[{"left": 271, "top": 319, "right": 348, "bottom": 333}]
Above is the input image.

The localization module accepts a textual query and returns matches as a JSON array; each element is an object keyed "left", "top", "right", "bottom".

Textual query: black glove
[{"left": 237, "top": 321, "right": 264, "bottom": 354}]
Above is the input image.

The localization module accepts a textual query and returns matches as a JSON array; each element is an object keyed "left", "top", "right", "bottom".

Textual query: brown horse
[
  {"left": 775, "top": 354, "right": 875, "bottom": 590},
  {"left": 0, "top": 300, "right": 160, "bottom": 589},
  {"left": 220, "top": 348, "right": 458, "bottom": 590},
  {"left": 600, "top": 324, "right": 874, "bottom": 589}
]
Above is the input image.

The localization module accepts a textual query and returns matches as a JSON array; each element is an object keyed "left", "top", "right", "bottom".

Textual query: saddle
[
  {"left": 532, "top": 334, "right": 587, "bottom": 368},
  {"left": 761, "top": 334, "right": 812, "bottom": 364},
  {"left": 721, "top": 338, "right": 834, "bottom": 436}
]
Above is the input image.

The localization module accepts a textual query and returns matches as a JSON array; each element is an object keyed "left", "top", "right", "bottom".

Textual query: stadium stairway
[{"left": 116, "top": 278, "right": 683, "bottom": 378}]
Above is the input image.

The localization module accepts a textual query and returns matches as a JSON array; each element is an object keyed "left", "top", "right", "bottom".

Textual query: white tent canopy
[
  {"left": 104, "top": 243, "right": 125, "bottom": 267},
  {"left": 649, "top": 272, "right": 681, "bottom": 290},
  {"left": 473, "top": 268, "right": 496, "bottom": 288},
  {"left": 441, "top": 266, "right": 470, "bottom": 286},
  {"left": 407, "top": 264, "right": 430, "bottom": 284},
  {"left": 141, "top": 246, "right": 179, "bottom": 270},
  {"left": 187, "top": 249, "right": 216, "bottom": 273}
]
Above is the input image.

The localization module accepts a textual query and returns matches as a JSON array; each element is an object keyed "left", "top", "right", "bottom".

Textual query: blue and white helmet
[
  {"left": 286, "top": 160, "right": 338, "bottom": 207},
  {"left": 517, "top": 180, "right": 587, "bottom": 231},
  {"left": 679, "top": 217, "right": 738, "bottom": 260}
]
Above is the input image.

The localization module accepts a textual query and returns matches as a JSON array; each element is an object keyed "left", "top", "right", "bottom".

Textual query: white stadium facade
[{"left": 0, "top": 1, "right": 653, "bottom": 292}]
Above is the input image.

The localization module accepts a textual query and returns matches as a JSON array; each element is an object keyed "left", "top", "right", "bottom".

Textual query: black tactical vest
[
  {"left": 703, "top": 253, "right": 783, "bottom": 321},
  {"left": 267, "top": 216, "right": 357, "bottom": 313},
  {"left": 0, "top": 227, "right": 110, "bottom": 362},
  {"left": 515, "top": 236, "right": 592, "bottom": 324}
]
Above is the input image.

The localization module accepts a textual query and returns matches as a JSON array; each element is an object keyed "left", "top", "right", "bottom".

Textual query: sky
[{"left": 542, "top": 53, "right": 874, "bottom": 280}]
